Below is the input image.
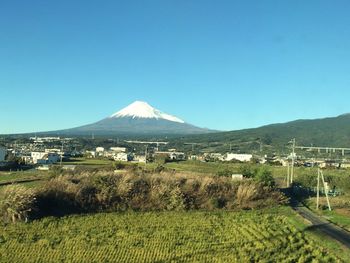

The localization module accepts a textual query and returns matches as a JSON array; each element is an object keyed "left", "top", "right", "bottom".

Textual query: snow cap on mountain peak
[{"left": 110, "top": 101, "right": 185, "bottom": 123}]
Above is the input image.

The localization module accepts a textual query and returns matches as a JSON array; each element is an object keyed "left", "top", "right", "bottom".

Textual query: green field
[
  {"left": 62, "top": 157, "right": 114, "bottom": 166},
  {"left": 0, "top": 209, "right": 342, "bottom": 263},
  {"left": 0, "top": 171, "right": 49, "bottom": 189}
]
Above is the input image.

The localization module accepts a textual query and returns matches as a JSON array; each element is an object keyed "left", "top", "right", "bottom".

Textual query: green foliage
[
  {"left": 0, "top": 211, "right": 340, "bottom": 262},
  {"left": 239, "top": 165, "right": 275, "bottom": 187},
  {"left": 216, "top": 168, "right": 234, "bottom": 177},
  {"left": 169, "top": 113, "right": 350, "bottom": 153},
  {"left": 239, "top": 164, "right": 255, "bottom": 178},
  {"left": 254, "top": 167, "right": 275, "bottom": 187}
]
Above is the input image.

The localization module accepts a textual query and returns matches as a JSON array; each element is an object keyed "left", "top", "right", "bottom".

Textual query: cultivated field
[{"left": 0, "top": 210, "right": 341, "bottom": 262}]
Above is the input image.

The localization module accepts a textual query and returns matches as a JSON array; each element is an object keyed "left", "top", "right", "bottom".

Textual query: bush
[
  {"left": 29, "top": 169, "right": 284, "bottom": 218},
  {"left": 0, "top": 185, "right": 36, "bottom": 223},
  {"left": 239, "top": 165, "right": 275, "bottom": 187},
  {"left": 254, "top": 167, "right": 275, "bottom": 187},
  {"left": 236, "top": 182, "right": 259, "bottom": 208},
  {"left": 216, "top": 169, "right": 234, "bottom": 177}
]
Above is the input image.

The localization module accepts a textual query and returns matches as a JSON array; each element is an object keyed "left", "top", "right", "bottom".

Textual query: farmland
[
  {"left": 0, "top": 209, "right": 342, "bottom": 262},
  {"left": 0, "top": 160, "right": 349, "bottom": 262}
]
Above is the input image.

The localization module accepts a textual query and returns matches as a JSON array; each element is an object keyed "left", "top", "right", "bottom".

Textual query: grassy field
[
  {"left": 0, "top": 170, "right": 49, "bottom": 189},
  {"left": 0, "top": 160, "right": 349, "bottom": 261},
  {"left": 0, "top": 208, "right": 344, "bottom": 263},
  {"left": 61, "top": 157, "right": 114, "bottom": 166}
]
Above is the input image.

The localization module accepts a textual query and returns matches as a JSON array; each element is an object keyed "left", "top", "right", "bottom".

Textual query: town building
[
  {"left": 110, "top": 147, "right": 127, "bottom": 153},
  {"left": 113, "top": 152, "right": 132, "bottom": 162},
  {"left": 155, "top": 151, "right": 186, "bottom": 161},
  {"left": 96, "top": 147, "right": 105, "bottom": 153},
  {"left": 31, "top": 152, "right": 60, "bottom": 164},
  {"left": 225, "top": 153, "right": 253, "bottom": 162},
  {"left": 133, "top": 155, "right": 146, "bottom": 163},
  {"left": 0, "top": 147, "right": 6, "bottom": 162}
]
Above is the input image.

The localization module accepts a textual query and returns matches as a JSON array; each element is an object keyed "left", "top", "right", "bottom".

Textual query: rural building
[
  {"left": 31, "top": 152, "right": 60, "bottom": 164},
  {"left": 189, "top": 155, "right": 198, "bottom": 160},
  {"left": 155, "top": 151, "right": 186, "bottom": 161},
  {"left": 204, "top": 153, "right": 223, "bottom": 161},
  {"left": 96, "top": 147, "right": 105, "bottom": 152},
  {"left": 0, "top": 147, "right": 6, "bottom": 162},
  {"left": 340, "top": 162, "right": 350, "bottom": 169},
  {"left": 113, "top": 152, "right": 132, "bottom": 162},
  {"left": 85, "top": 151, "right": 96, "bottom": 158},
  {"left": 232, "top": 174, "right": 244, "bottom": 180},
  {"left": 110, "top": 147, "right": 127, "bottom": 152},
  {"left": 133, "top": 155, "right": 146, "bottom": 163},
  {"left": 225, "top": 153, "right": 253, "bottom": 162},
  {"left": 95, "top": 147, "right": 105, "bottom": 157}
]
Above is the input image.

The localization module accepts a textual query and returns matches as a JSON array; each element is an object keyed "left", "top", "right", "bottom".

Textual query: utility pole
[
  {"left": 60, "top": 141, "right": 64, "bottom": 166},
  {"left": 316, "top": 168, "right": 332, "bottom": 211},
  {"left": 286, "top": 163, "right": 290, "bottom": 188},
  {"left": 316, "top": 169, "right": 320, "bottom": 210},
  {"left": 290, "top": 138, "right": 296, "bottom": 185},
  {"left": 145, "top": 145, "right": 148, "bottom": 164}
]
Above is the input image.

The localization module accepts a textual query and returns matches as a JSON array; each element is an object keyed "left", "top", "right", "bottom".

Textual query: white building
[
  {"left": 31, "top": 152, "right": 60, "bottom": 164},
  {"left": 96, "top": 147, "right": 105, "bottom": 153},
  {"left": 232, "top": 174, "right": 244, "bottom": 180},
  {"left": 225, "top": 153, "right": 253, "bottom": 162},
  {"left": 110, "top": 147, "right": 126, "bottom": 153},
  {"left": 155, "top": 151, "right": 186, "bottom": 161},
  {"left": 85, "top": 151, "right": 96, "bottom": 158},
  {"left": 0, "top": 147, "right": 6, "bottom": 162},
  {"left": 113, "top": 152, "right": 130, "bottom": 162},
  {"left": 133, "top": 155, "right": 146, "bottom": 163}
]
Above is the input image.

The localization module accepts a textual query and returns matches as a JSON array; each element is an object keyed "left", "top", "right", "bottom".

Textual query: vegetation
[
  {"left": 0, "top": 185, "right": 35, "bottom": 223},
  {"left": 164, "top": 113, "right": 350, "bottom": 153},
  {"left": 23, "top": 168, "right": 284, "bottom": 219},
  {"left": 0, "top": 210, "right": 341, "bottom": 262}
]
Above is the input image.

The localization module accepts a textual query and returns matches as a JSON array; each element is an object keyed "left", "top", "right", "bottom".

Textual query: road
[{"left": 292, "top": 202, "right": 350, "bottom": 249}]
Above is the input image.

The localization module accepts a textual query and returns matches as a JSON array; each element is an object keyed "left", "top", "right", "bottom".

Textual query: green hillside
[{"left": 170, "top": 114, "right": 350, "bottom": 154}]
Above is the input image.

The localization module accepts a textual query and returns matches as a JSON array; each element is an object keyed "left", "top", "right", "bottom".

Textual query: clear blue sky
[{"left": 1, "top": 1, "right": 350, "bottom": 134}]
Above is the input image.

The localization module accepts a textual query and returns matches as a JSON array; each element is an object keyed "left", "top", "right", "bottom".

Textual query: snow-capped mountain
[
  {"left": 110, "top": 101, "right": 185, "bottom": 123},
  {"left": 55, "top": 101, "right": 215, "bottom": 136}
]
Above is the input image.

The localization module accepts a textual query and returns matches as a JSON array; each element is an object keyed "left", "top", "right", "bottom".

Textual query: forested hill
[{"left": 174, "top": 114, "right": 350, "bottom": 152}]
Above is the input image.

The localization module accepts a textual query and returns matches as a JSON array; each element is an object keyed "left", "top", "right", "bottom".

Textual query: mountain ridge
[{"left": 174, "top": 113, "right": 350, "bottom": 152}]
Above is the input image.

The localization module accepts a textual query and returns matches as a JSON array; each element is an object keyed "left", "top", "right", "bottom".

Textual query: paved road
[{"left": 292, "top": 202, "right": 350, "bottom": 249}]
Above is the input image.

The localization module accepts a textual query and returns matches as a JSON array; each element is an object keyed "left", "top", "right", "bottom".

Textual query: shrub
[
  {"left": 29, "top": 169, "right": 285, "bottom": 218},
  {"left": 0, "top": 185, "right": 36, "bottom": 223},
  {"left": 254, "top": 167, "right": 275, "bottom": 187},
  {"left": 236, "top": 182, "right": 259, "bottom": 208},
  {"left": 167, "top": 186, "right": 185, "bottom": 211}
]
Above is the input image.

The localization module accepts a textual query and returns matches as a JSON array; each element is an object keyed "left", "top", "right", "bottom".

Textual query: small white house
[
  {"left": 232, "top": 174, "right": 244, "bottom": 180},
  {"left": 96, "top": 147, "right": 105, "bottom": 153},
  {"left": 113, "top": 152, "right": 130, "bottom": 162},
  {"left": 85, "top": 150, "right": 96, "bottom": 158},
  {"left": 133, "top": 155, "right": 146, "bottom": 163},
  {"left": 0, "top": 147, "right": 6, "bottom": 162},
  {"left": 225, "top": 153, "right": 253, "bottom": 162}
]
